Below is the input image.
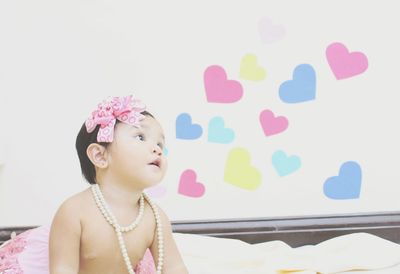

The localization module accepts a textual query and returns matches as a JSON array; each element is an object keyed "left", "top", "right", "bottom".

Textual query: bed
[{"left": 2, "top": 211, "right": 400, "bottom": 273}]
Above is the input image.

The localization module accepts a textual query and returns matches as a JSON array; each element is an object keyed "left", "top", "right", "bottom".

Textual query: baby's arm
[
  {"left": 150, "top": 208, "right": 189, "bottom": 274},
  {"left": 49, "top": 197, "right": 81, "bottom": 274}
]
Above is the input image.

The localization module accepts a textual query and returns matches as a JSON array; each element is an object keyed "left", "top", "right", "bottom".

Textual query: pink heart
[
  {"left": 326, "top": 42, "right": 368, "bottom": 80},
  {"left": 178, "top": 169, "right": 205, "bottom": 198},
  {"left": 146, "top": 185, "right": 167, "bottom": 199},
  {"left": 258, "top": 17, "right": 286, "bottom": 44},
  {"left": 259, "top": 109, "right": 288, "bottom": 136},
  {"left": 204, "top": 65, "right": 243, "bottom": 103}
]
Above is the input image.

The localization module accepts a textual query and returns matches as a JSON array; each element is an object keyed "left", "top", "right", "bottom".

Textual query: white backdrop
[{"left": 1, "top": 0, "right": 399, "bottom": 226}]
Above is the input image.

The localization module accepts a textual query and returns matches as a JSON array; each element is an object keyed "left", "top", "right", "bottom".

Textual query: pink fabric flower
[
  {"left": 0, "top": 230, "right": 32, "bottom": 273},
  {"left": 85, "top": 95, "right": 146, "bottom": 142}
]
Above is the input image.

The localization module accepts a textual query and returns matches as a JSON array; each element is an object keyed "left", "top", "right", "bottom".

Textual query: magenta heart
[
  {"left": 204, "top": 65, "right": 243, "bottom": 103},
  {"left": 326, "top": 42, "right": 368, "bottom": 80},
  {"left": 178, "top": 169, "right": 205, "bottom": 198},
  {"left": 259, "top": 109, "right": 288, "bottom": 136}
]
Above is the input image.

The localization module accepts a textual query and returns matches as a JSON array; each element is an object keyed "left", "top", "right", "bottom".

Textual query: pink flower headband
[{"left": 85, "top": 95, "right": 146, "bottom": 142}]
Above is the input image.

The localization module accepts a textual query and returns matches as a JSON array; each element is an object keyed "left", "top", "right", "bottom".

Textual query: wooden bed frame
[
  {"left": 1, "top": 211, "right": 400, "bottom": 247},
  {"left": 171, "top": 211, "right": 400, "bottom": 247}
]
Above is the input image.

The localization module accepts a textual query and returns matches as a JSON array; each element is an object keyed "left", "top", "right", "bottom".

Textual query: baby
[{"left": 49, "top": 95, "right": 188, "bottom": 274}]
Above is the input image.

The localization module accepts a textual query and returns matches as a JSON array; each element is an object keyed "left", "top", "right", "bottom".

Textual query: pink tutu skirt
[{"left": 0, "top": 224, "right": 155, "bottom": 274}]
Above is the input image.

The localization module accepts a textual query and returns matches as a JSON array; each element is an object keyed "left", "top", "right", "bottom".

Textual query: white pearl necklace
[
  {"left": 92, "top": 184, "right": 145, "bottom": 232},
  {"left": 91, "top": 184, "right": 164, "bottom": 274}
]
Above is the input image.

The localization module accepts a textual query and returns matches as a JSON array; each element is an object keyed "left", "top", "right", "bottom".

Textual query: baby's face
[{"left": 106, "top": 116, "right": 167, "bottom": 189}]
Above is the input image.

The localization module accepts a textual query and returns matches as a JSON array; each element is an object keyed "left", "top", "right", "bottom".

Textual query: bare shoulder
[
  {"left": 50, "top": 187, "right": 92, "bottom": 232},
  {"left": 55, "top": 188, "right": 91, "bottom": 215}
]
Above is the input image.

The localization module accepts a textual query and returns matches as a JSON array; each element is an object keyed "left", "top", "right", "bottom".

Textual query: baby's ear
[{"left": 86, "top": 143, "right": 109, "bottom": 169}]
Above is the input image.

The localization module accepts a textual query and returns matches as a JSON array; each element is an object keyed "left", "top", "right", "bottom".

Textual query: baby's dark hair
[{"left": 75, "top": 111, "right": 154, "bottom": 184}]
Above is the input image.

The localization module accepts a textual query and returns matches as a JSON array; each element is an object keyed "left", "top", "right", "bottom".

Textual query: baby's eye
[
  {"left": 157, "top": 142, "right": 164, "bottom": 149},
  {"left": 134, "top": 134, "right": 145, "bottom": 141}
]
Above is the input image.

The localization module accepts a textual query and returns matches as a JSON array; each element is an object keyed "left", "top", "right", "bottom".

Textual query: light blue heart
[
  {"left": 279, "top": 64, "right": 316, "bottom": 103},
  {"left": 176, "top": 113, "right": 203, "bottom": 140},
  {"left": 272, "top": 150, "right": 301, "bottom": 176},
  {"left": 208, "top": 116, "right": 235, "bottom": 144},
  {"left": 162, "top": 147, "right": 169, "bottom": 156},
  {"left": 323, "top": 161, "right": 362, "bottom": 200}
]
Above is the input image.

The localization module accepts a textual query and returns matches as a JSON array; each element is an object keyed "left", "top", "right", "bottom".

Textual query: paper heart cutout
[
  {"left": 224, "top": 147, "right": 262, "bottom": 190},
  {"left": 324, "top": 161, "right": 362, "bottom": 199},
  {"left": 178, "top": 169, "right": 205, "bottom": 198},
  {"left": 240, "top": 54, "right": 266, "bottom": 81},
  {"left": 272, "top": 150, "right": 301, "bottom": 176},
  {"left": 258, "top": 16, "right": 286, "bottom": 44},
  {"left": 279, "top": 64, "right": 316, "bottom": 103},
  {"left": 259, "top": 109, "right": 288, "bottom": 137},
  {"left": 146, "top": 185, "right": 167, "bottom": 199},
  {"left": 208, "top": 116, "right": 235, "bottom": 144},
  {"left": 204, "top": 65, "right": 243, "bottom": 103},
  {"left": 176, "top": 113, "right": 203, "bottom": 140},
  {"left": 326, "top": 42, "right": 368, "bottom": 80},
  {"left": 162, "top": 147, "right": 169, "bottom": 156}
]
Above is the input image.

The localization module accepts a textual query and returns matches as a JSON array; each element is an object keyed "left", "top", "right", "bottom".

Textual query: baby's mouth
[{"left": 149, "top": 158, "right": 161, "bottom": 168}]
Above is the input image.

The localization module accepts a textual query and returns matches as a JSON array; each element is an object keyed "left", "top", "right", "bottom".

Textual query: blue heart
[
  {"left": 324, "top": 161, "right": 362, "bottom": 200},
  {"left": 208, "top": 116, "right": 235, "bottom": 144},
  {"left": 279, "top": 64, "right": 316, "bottom": 103},
  {"left": 272, "top": 150, "right": 301, "bottom": 176},
  {"left": 176, "top": 113, "right": 203, "bottom": 140}
]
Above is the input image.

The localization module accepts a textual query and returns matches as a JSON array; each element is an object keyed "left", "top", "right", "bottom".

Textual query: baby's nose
[{"left": 153, "top": 145, "right": 162, "bottom": 155}]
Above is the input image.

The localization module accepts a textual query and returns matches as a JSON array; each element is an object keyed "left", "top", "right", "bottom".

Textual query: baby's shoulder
[
  {"left": 50, "top": 188, "right": 93, "bottom": 236},
  {"left": 61, "top": 186, "right": 91, "bottom": 204},
  {"left": 55, "top": 187, "right": 93, "bottom": 218}
]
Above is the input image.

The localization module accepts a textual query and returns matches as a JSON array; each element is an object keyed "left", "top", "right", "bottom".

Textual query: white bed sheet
[{"left": 174, "top": 232, "right": 400, "bottom": 274}]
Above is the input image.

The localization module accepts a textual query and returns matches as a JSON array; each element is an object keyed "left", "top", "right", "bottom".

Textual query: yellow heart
[
  {"left": 240, "top": 54, "right": 266, "bottom": 81},
  {"left": 224, "top": 147, "right": 262, "bottom": 190}
]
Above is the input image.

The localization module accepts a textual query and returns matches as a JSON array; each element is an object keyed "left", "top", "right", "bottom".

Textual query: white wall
[{"left": 1, "top": 0, "right": 399, "bottom": 226}]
